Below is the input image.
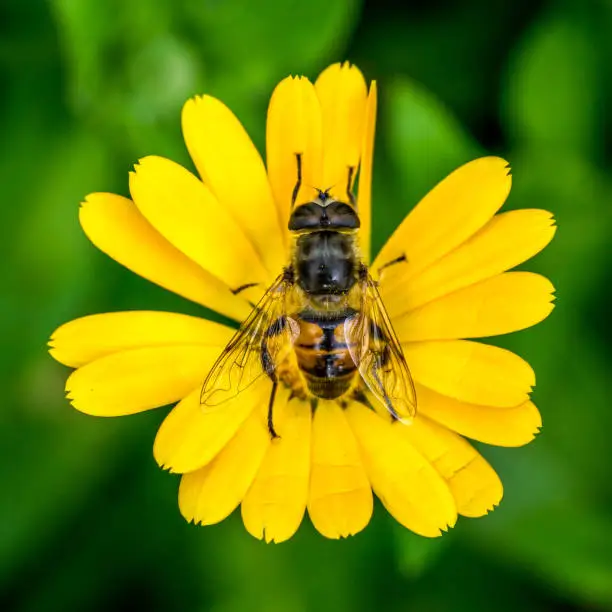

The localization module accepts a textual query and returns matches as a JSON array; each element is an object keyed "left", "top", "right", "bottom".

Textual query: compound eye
[
  {"left": 289, "top": 203, "right": 319, "bottom": 231},
  {"left": 327, "top": 202, "right": 360, "bottom": 229}
]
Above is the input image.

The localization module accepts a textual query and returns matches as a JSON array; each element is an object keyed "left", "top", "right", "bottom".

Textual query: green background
[{"left": 2, "top": 0, "right": 611, "bottom": 609}]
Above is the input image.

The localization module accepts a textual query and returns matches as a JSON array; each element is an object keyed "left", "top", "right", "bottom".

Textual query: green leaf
[
  {"left": 503, "top": 11, "right": 601, "bottom": 157},
  {"left": 375, "top": 77, "right": 479, "bottom": 253},
  {"left": 474, "top": 501, "right": 612, "bottom": 609},
  {"left": 189, "top": 512, "right": 394, "bottom": 612},
  {"left": 50, "top": 0, "right": 363, "bottom": 156},
  {"left": 7, "top": 128, "right": 114, "bottom": 357},
  {"left": 184, "top": 0, "right": 361, "bottom": 86},
  {"left": 181, "top": 0, "right": 362, "bottom": 147},
  {"left": 385, "top": 78, "right": 479, "bottom": 198},
  {"left": 50, "top": 0, "right": 203, "bottom": 160},
  {"left": 0, "top": 416, "right": 137, "bottom": 587},
  {"left": 503, "top": 150, "right": 610, "bottom": 284},
  {"left": 393, "top": 525, "right": 450, "bottom": 579}
]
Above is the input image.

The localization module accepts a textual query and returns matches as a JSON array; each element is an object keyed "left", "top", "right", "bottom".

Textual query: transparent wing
[
  {"left": 345, "top": 269, "right": 417, "bottom": 421},
  {"left": 200, "top": 273, "right": 298, "bottom": 408}
]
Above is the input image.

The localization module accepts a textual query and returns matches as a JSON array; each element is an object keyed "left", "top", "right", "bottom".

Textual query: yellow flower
[{"left": 49, "top": 62, "right": 555, "bottom": 543}]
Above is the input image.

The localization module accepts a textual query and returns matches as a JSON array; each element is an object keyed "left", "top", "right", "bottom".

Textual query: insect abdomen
[{"left": 293, "top": 315, "right": 357, "bottom": 399}]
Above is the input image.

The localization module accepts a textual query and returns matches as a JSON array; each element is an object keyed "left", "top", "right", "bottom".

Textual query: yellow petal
[
  {"left": 176, "top": 465, "right": 208, "bottom": 522},
  {"left": 308, "top": 401, "right": 373, "bottom": 539},
  {"left": 405, "top": 340, "right": 535, "bottom": 407},
  {"left": 401, "top": 417, "right": 503, "bottom": 517},
  {"left": 417, "top": 384, "right": 542, "bottom": 447},
  {"left": 182, "top": 95, "right": 285, "bottom": 275},
  {"left": 382, "top": 209, "right": 556, "bottom": 317},
  {"left": 66, "top": 346, "right": 218, "bottom": 416},
  {"left": 241, "top": 394, "right": 311, "bottom": 543},
  {"left": 266, "top": 76, "right": 323, "bottom": 233},
  {"left": 154, "top": 383, "right": 265, "bottom": 474},
  {"left": 80, "top": 193, "right": 250, "bottom": 322},
  {"left": 315, "top": 62, "right": 368, "bottom": 200},
  {"left": 394, "top": 272, "right": 555, "bottom": 342},
  {"left": 50, "top": 311, "right": 233, "bottom": 368},
  {"left": 129, "top": 156, "right": 270, "bottom": 289},
  {"left": 346, "top": 402, "right": 456, "bottom": 537},
  {"left": 374, "top": 157, "right": 512, "bottom": 278},
  {"left": 178, "top": 405, "right": 270, "bottom": 525},
  {"left": 357, "top": 82, "right": 377, "bottom": 263}
]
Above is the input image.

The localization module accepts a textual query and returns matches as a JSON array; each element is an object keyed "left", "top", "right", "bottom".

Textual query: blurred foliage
[{"left": 2, "top": 0, "right": 612, "bottom": 610}]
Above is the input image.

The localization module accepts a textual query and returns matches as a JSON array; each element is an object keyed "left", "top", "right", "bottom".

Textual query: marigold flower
[{"left": 49, "top": 62, "right": 555, "bottom": 542}]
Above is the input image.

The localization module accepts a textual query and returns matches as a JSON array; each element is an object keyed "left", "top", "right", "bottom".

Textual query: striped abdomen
[{"left": 293, "top": 313, "right": 357, "bottom": 399}]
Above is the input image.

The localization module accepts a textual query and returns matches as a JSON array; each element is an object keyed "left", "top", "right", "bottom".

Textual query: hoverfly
[{"left": 201, "top": 155, "right": 417, "bottom": 437}]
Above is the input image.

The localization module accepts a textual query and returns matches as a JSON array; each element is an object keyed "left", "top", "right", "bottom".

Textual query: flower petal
[
  {"left": 80, "top": 193, "right": 250, "bottom": 321},
  {"left": 382, "top": 209, "right": 556, "bottom": 317},
  {"left": 417, "top": 385, "right": 542, "bottom": 447},
  {"left": 66, "top": 346, "right": 219, "bottom": 416},
  {"left": 374, "top": 157, "right": 512, "bottom": 278},
  {"left": 129, "top": 156, "right": 270, "bottom": 290},
  {"left": 405, "top": 340, "right": 535, "bottom": 407},
  {"left": 182, "top": 95, "right": 285, "bottom": 275},
  {"left": 50, "top": 311, "right": 233, "bottom": 368},
  {"left": 266, "top": 75, "right": 323, "bottom": 233},
  {"left": 178, "top": 405, "right": 270, "bottom": 525},
  {"left": 401, "top": 417, "right": 503, "bottom": 517},
  {"left": 346, "top": 402, "right": 456, "bottom": 537},
  {"left": 394, "top": 272, "right": 555, "bottom": 342},
  {"left": 357, "top": 82, "right": 377, "bottom": 263},
  {"left": 315, "top": 62, "right": 368, "bottom": 200},
  {"left": 241, "top": 394, "right": 311, "bottom": 543},
  {"left": 154, "top": 383, "right": 265, "bottom": 474},
  {"left": 308, "top": 401, "right": 373, "bottom": 539}
]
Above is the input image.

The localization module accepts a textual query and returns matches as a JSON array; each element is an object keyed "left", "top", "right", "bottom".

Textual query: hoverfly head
[{"left": 288, "top": 186, "right": 360, "bottom": 232}]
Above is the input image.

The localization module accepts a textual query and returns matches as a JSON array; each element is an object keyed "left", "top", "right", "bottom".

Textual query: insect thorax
[
  {"left": 293, "top": 230, "right": 359, "bottom": 297},
  {"left": 288, "top": 196, "right": 361, "bottom": 298}
]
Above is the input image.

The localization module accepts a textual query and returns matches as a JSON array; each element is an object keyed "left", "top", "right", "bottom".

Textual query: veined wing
[
  {"left": 200, "top": 272, "right": 298, "bottom": 408},
  {"left": 345, "top": 268, "right": 417, "bottom": 421}
]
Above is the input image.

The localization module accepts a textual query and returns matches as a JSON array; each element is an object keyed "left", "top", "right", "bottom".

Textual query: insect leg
[
  {"left": 346, "top": 166, "right": 356, "bottom": 206},
  {"left": 267, "top": 380, "right": 280, "bottom": 439},
  {"left": 377, "top": 254, "right": 407, "bottom": 279},
  {"left": 260, "top": 335, "right": 278, "bottom": 381},
  {"left": 291, "top": 153, "right": 303, "bottom": 207},
  {"left": 231, "top": 282, "right": 259, "bottom": 295},
  {"left": 260, "top": 315, "right": 289, "bottom": 438},
  {"left": 260, "top": 315, "right": 288, "bottom": 382}
]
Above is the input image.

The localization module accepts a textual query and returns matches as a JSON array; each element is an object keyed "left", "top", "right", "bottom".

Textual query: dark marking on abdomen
[{"left": 293, "top": 312, "right": 358, "bottom": 399}]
